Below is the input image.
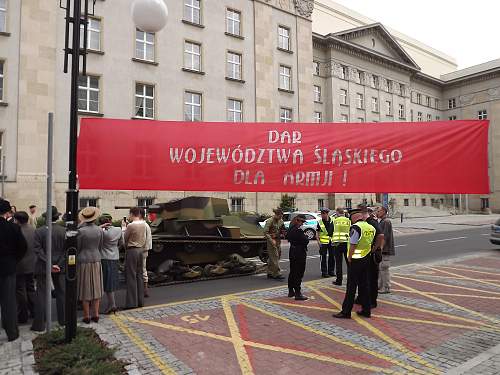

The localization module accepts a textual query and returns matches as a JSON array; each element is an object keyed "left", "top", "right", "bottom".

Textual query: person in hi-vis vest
[
  {"left": 333, "top": 208, "right": 375, "bottom": 319},
  {"left": 331, "top": 207, "right": 350, "bottom": 285},
  {"left": 316, "top": 208, "right": 335, "bottom": 278}
]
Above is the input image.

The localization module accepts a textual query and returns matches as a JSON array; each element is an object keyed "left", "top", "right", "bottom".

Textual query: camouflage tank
[{"left": 146, "top": 196, "right": 268, "bottom": 270}]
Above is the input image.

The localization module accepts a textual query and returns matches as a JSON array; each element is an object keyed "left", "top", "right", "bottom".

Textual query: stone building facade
[{"left": 0, "top": 0, "right": 498, "bottom": 215}]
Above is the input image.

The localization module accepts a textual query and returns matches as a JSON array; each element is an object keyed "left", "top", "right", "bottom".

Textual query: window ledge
[
  {"left": 399, "top": 117, "right": 406, "bottom": 120},
  {"left": 278, "top": 88, "right": 294, "bottom": 94},
  {"left": 225, "top": 32, "right": 244, "bottom": 40},
  {"left": 87, "top": 49, "right": 105, "bottom": 55},
  {"left": 371, "top": 110, "right": 379, "bottom": 114},
  {"left": 0, "top": 101, "right": 8, "bottom": 107},
  {"left": 78, "top": 111, "right": 103, "bottom": 117},
  {"left": 340, "top": 103, "right": 349, "bottom": 107},
  {"left": 277, "top": 47, "right": 293, "bottom": 54},
  {"left": 225, "top": 77, "right": 245, "bottom": 83},
  {"left": 0, "top": 31, "right": 11, "bottom": 37},
  {"left": 131, "top": 116, "right": 155, "bottom": 120},
  {"left": 314, "top": 101, "right": 323, "bottom": 104},
  {"left": 356, "top": 107, "right": 365, "bottom": 111},
  {"left": 182, "top": 68, "right": 205, "bottom": 75},
  {"left": 386, "top": 114, "right": 394, "bottom": 117},
  {"left": 182, "top": 19, "right": 205, "bottom": 28},
  {"left": 132, "top": 57, "right": 159, "bottom": 66}
]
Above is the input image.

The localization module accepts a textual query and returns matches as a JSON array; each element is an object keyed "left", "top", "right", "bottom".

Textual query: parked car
[
  {"left": 490, "top": 218, "right": 500, "bottom": 245},
  {"left": 260, "top": 211, "right": 320, "bottom": 240}
]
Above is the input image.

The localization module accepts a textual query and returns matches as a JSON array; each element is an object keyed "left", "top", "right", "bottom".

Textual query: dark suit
[
  {"left": 16, "top": 224, "right": 36, "bottom": 323},
  {"left": 31, "top": 224, "right": 67, "bottom": 331},
  {"left": 0, "top": 217, "right": 27, "bottom": 341},
  {"left": 286, "top": 224, "right": 309, "bottom": 295}
]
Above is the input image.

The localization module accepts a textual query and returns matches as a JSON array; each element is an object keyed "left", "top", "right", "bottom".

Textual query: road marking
[
  {"left": 395, "top": 244, "right": 408, "bottom": 248},
  {"left": 428, "top": 236, "right": 467, "bottom": 243},
  {"left": 221, "top": 297, "right": 254, "bottom": 375},
  {"left": 425, "top": 266, "right": 500, "bottom": 290},
  {"left": 481, "top": 233, "right": 490, "bottom": 236},
  {"left": 111, "top": 315, "right": 178, "bottom": 375},
  {"left": 437, "top": 265, "right": 500, "bottom": 277},
  {"left": 391, "top": 289, "right": 500, "bottom": 301}
]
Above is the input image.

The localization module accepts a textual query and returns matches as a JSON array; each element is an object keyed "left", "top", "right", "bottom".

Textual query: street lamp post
[{"left": 60, "top": 0, "right": 168, "bottom": 342}]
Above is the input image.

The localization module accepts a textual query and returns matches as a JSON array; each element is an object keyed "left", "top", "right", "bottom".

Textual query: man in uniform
[
  {"left": 316, "top": 208, "right": 334, "bottom": 278},
  {"left": 331, "top": 207, "right": 350, "bottom": 286},
  {"left": 333, "top": 208, "right": 375, "bottom": 319},
  {"left": 263, "top": 208, "right": 286, "bottom": 280}
]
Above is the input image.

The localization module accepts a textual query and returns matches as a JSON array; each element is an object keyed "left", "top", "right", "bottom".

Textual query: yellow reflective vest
[
  {"left": 351, "top": 221, "right": 376, "bottom": 259},
  {"left": 332, "top": 216, "right": 351, "bottom": 243},
  {"left": 318, "top": 219, "right": 332, "bottom": 244}
]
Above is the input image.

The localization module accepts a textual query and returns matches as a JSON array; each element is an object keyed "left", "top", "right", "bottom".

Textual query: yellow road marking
[
  {"left": 111, "top": 315, "right": 177, "bottom": 375},
  {"left": 425, "top": 266, "right": 500, "bottom": 289},
  {"left": 309, "top": 286, "right": 441, "bottom": 375},
  {"left": 392, "top": 281, "right": 500, "bottom": 325},
  {"left": 221, "top": 297, "right": 254, "bottom": 375},
  {"left": 392, "top": 275, "right": 500, "bottom": 296},
  {"left": 407, "top": 274, "right": 500, "bottom": 283},
  {"left": 437, "top": 265, "right": 500, "bottom": 277},
  {"left": 391, "top": 289, "right": 500, "bottom": 301},
  {"left": 238, "top": 299, "right": 431, "bottom": 375}
]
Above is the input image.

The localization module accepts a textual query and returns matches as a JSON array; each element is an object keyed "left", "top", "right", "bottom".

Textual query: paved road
[{"left": 142, "top": 226, "right": 498, "bottom": 306}]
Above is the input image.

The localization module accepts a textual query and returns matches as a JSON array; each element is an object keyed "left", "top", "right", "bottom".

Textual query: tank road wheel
[
  {"left": 184, "top": 243, "right": 196, "bottom": 253},
  {"left": 259, "top": 248, "right": 269, "bottom": 264},
  {"left": 304, "top": 228, "right": 316, "bottom": 240},
  {"left": 152, "top": 243, "right": 163, "bottom": 253},
  {"left": 213, "top": 243, "right": 225, "bottom": 253},
  {"left": 240, "top": 244, "right": 251, "bottom": 253}
]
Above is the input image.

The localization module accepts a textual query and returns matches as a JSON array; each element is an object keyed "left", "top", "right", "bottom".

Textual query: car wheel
[{"left": 304, "top": 228, "right": 316, "bottom": 240}]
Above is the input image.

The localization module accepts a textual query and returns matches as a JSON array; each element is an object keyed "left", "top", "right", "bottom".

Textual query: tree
[{"left": 280, "top": 194, "right": 296, "bottom": 211}]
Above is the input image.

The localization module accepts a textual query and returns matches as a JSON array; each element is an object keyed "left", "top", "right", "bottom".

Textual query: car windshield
[{"left": 495, "top": 218, "right": 500, "bottom": 226}]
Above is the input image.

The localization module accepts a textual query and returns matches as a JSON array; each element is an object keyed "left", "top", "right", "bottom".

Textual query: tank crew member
[
  {"left": 286, "top": 214, "right": 309, "bottom": 300},
  {"left": 316, "top": 208, "right": 335, "bottom": 278},
  {"left": 333, "top": 208, "right": 375, "bottom": 319},
  {"left": 331, "top": 207, "right": 351, "bottom": 286},
  {"left": 263, "top": 208, "right": 286, "bottom": 280}
]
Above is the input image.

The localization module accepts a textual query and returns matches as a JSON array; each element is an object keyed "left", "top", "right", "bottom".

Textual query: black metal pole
[{"left": 64, "top": 0, "right": 83, "bottom": 343}]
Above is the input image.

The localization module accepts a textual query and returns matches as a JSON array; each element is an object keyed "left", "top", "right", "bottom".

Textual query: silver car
[
  {"left": 260, "top": 211, "right": 320, "bottom": 240},
  {"left": 490, "top": 218, "right": 500, "bottom": 245}
]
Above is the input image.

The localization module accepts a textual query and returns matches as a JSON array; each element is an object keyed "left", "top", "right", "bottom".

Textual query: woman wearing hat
[{"left": 77, "top": 207, "right": 104, "bottom": 323}]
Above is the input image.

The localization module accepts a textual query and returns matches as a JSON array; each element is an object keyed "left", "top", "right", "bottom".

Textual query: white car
[{"left": 260, "top": 211, "right": 321, "bottom": 240}]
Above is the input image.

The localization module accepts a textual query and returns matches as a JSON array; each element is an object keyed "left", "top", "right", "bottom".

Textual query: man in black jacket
[
  {"left": 286, "top": 214, "right": 309, "bottom": 301},
  {"left": 0, "top": 199, "right": 27, "bottom": 341}
]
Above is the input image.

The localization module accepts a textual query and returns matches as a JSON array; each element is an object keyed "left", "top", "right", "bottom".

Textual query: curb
[{"left": 445, "top": 343, "right": 500, "bottom": 374}]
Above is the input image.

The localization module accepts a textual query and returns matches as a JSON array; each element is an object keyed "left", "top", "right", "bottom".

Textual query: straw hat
[{"left": 78, "top": 206, "right": 101, "bottom": 223}]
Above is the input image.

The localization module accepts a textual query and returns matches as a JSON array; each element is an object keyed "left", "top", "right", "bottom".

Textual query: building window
[
  {"left": 386, "top": 100, "right": 392, "bottom": 116},
  {"left": 137, "top": 197, "right": 155, "bottom": 207},
  {"left": 434, "top": 98, "right": 439, "bottom": 109},
  {"left": 341, "top": 114, "right": 348, "bottom": 123},
  {"left": 313, "top": 61, "right": 320, "bottom": 76},
  {"left": 357, "top": 117, "right": 365, "bottom": 123},
  {"left": 371, "top": 97, "right": 379, "bottom": 112},
  {"left": 278, "top": 26, "right": 290, "bottom": 51},
  {"left": 314, "top": 111, "right": 322, "bottom": 123},
  {"left": 454, "top": 198, "right": 459, "bottom": 208},
  {"left": 135, "top": 83, "right": 155, "bottom": 119},
  {"left": 314, "top": 85, "right": 321, "bottom": 102},
  {"left": 279, "top": 65, "right": 292, "bottom": 91},
  {"left": 184, "top": 41, "right": 201, "bottom": 71},
  {"left": 227, "top": 99, "right": 243, "bottom": 122},
  {"left": 80, "top": 17, "right": 101, "bottom": 51},
  {"left": 0, "top": 60, "right": 3, "bottom": 101},
  {"left": 416, "top": 93, "right": 422, "bottom": 105},
  {"left": 231, "top": 197, "right": 244, "bottom": 212},
  {"left": 387, "top": 80, "right": 393, "bottom": 92},
  {"left": 478, "top": 110, "right": 488, "bottom": 120},
  {"left": 398, "top": 104, "right": 405, "bottom": 119},
  {"left": 356, "top": 93, "right": 364, "bottom": 109},
  {"left": 404, "top": 198, "right": 409, "bottom": 207},
  {"left": 280, "top": 107, "right": 292, "bottom": 123},
  {"left": 184, "top": 0, "right": 201, "bottom": 25},
  {"left": 345, "top": 199, "right": 352, "bottom": 209},
  {"left": 426, "top": 114, "right": 432, "bottom": 121},
  {"left": 436, "top": 116, "right": 440, "bottom": 120},
  {"left": 317, "top": 199, "right": 324, "bottom": 211},
  {"left": 226, "top": 51, "right": 242, "bottom": 80},
  {"left": 481, "top": 198, "right": 489, "bottom": 209},
  {"left": 0, "top": 0, "right": 6, "bottom": 32},
  {"left": 417, "top": 112, "right": 422, "bottom": 121},
  {"left": 357, "top": 71, "right": 363, "bottom": 84},
  {"left": 226, "top": 8, "right": 241, "bottom": 36},
  {"left": 340, "top": 89, "right": 348, "bottom": 105},
  {"left": 400, "top": 84, "right": 406, "bottom": 97},
  {"left": 421, "top": 198, "right": 426, "bottom": 206},
  {"left": 448, "top": 115, "right": 457, "bottom": 120},
  {"left": 79, "top": 198, "right": 98, "bottom": 208},
  {"left": 135, "top": 29, "right": 155, "bottom": 62},
  {"left": 448, "top": 98, "right": 456, "bottom": 109},
  {"left": 426, "top": 96, "right": 431, "bottom": 107},
  {"left": 340, "top": 65, "right": 347, "bottom": 80},
  {"left": 184, "top": 91, "right": 202, "bottom": 121},
  {"left": 77, "top": 75, "right": 99, "bottom": 113},
  {"left": 371, "top": 75, "right": 379, "bottom": 88}
]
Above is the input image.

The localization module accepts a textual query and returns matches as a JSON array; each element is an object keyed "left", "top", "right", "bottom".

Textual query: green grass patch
[{"left": 33, "top": 327, "right": 127, "bottom": 375}]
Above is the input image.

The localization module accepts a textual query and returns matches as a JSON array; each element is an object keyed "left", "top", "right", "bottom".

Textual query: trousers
[
  {"left": 341, "top": 256, "right": 370, "bottom": 316},
  {"left": 142, "top": 250, "right": 149, "bottom": 283},
  {"left": 333, "top": 242, "right": 348, "bottom": 284},
  {"left": 378, "top": 254, "right": 391, "bottom": 292},
  {"left": 368, "top": 254, "right": 379, "bottom": 305},
  {"left": 125, "top": 248, "right": 144, "bottom": 308},
  {"left": 319, "top": 243, "right": 335, "bottom": 275},
  {"left": 0, "top": 273, "right": 19, "bottom": 341},
  {"left": 266, "top": 240, "right": 281, "bottom": 277},
  {"left": 31, "top": 273, "right": 66, "bottom": 331},
  {"left": 16, "top": 273, "right": 36, "bottom": 324},
  {"left": 288, "top": 252, "right": 306, "bottom": 293}
]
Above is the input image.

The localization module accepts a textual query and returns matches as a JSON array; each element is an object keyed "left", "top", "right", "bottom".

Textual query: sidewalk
[
  {"left": 392, "top": 214, "right": 500, "bottom": 235},
  {"left": 3, "top": 252, "right": 500, "bottom": 374}
]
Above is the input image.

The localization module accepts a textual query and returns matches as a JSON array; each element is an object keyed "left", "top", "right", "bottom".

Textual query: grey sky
[{"left": 332, "top": 0, "right": 500, "bottom": 69}]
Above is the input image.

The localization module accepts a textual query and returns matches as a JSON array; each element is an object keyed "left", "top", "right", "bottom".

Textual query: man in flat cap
[
  {"left": 333, "top": 208, "right": 375, "bottom": 319},
  {"left": 263, "top": 208, "right": 286, "bottom": 280}
]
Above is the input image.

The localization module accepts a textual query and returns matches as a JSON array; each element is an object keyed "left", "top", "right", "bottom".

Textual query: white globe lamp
[{"left": 131, "top": 0, "right": 168, "bottom": 33}]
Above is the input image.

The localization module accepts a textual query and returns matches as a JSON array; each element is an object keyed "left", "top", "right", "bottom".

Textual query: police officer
[
  {"left": 331, "top": 207, "right": 350, "bottom": 286},
  {"left": 286, "top": 214, "right": 309, "bottom": 300},
  {"left": 333, "top": 208, "right": 375, "bottom": 319},
  {"left": 316, "top": 208, "right": 334, "bottom": 278},
  {"left": 263, "top": 208, "right": 286, "bottom": 280}
]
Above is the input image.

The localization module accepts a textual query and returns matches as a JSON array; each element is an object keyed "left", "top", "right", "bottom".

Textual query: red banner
[{"left": 77, "top": 119, "right": 489, "bottom": 194}]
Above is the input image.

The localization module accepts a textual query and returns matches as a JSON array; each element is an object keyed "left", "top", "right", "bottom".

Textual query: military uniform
[
  {"left": 263, "top": 217, "right": 285, "bottom": 278},
  {"left": 331, "top": 215, "right": 351, "bottom": 285}
]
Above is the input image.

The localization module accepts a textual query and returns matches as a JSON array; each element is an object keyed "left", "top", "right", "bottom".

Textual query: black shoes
[
  {"left": 333, "top": 280, "right": 342, "bottom": 286},
  {"left": 288, "top": 290, "right": 295, "bottom": 298},
  {"left": 333, "top": 312, "right": 351, "bottom": 319},
  {"left": 356, "top": 310, "right": 371, "bottom": 318},
  {"left": 294, "top": 294, "right": 308, "bottom": 301},
  {"left": 321, "top": 273, "right": 329, "bottom": 278},
  {"left": 371, "top": 303, "right": 377, "bottom": 309},
  {"left": 267, "top": 274, "right": 285, "bottom": 280},
  {"left": 91, "top": 316, "right": 99, "bottom": 323},
  {"left": 82, "top": 317, "right": 91, "bottom": 324}
]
